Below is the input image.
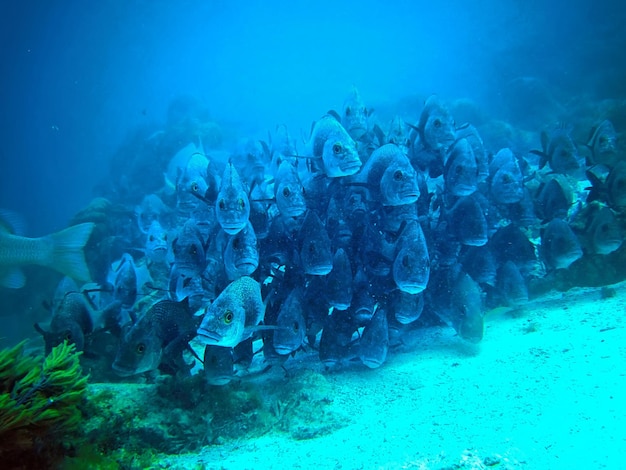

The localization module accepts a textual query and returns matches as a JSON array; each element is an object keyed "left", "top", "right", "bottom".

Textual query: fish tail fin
[{"left": 48, "top": 222, "right": 95, "bottom": 282}]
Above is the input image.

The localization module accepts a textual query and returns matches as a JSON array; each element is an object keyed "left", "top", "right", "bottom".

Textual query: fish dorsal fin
[
  {"left": 0, "top": 209, "right": 26, "bottom": 235},
  {"left": 327, "top": 109, "right": 342, "bottom": 122}
]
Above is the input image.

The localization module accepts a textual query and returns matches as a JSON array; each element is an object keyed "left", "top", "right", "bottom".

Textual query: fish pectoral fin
[{"left": 0, "top": 267, "right": 26, "bottom": 289}]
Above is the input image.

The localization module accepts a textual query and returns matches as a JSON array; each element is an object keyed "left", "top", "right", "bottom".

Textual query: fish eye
[
  {"left": 218, "top": 199, "right": 226, "bottom": 210},
  {"left": 149, "top": 235, "right": 155, "bottom": 242},
  {"left": 433, "top": 118, "right": 442, "bottom": 128},
  {"left": 282, "top": 187, "right": 291, "bottom": 197},
  {"left": 332, "top": 143, "right": 342, "bottom": 154},
  {"left": 393, "top": 170, "right": 403, "bottom": 181},
  {"left": 64, "top": 331, "right": 73, "bottom": 341},
  {"left": 190, "top": 245, "right": 198, "bottom": 255},
  {"left": 164, "top": 234, "right": 168, "bottom": 241},
  {"left": 232, "top": 238, "right": 240, "bottom": 249},
  {"left": 345, "top": 106, "right": 351, "bottom": 116},
  {"left": 136, "top": 343, "right": 146, "bottom": 354},
  {"left": 191, "top": 182, "right": 199, "bottom": 193},
  {"left": 600, "top": 223, "right": 609, "bottom": 233},
  {"left": 238, "top": 198, "right": 246, "bottom": 209},
  {"left": 224, "top": 310, "right": 234, "bottom": 324},
  {"left": 402, "top": 255, "right": 410, "bottom": 267},
  {"left": 559, "top": 149, "right": 568, "bottom": 157},
  {"left": 293, "top": 321, "right": 299, "bottom": 332}
]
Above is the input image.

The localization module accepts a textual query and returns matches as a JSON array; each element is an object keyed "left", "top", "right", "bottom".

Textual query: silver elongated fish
[{"left": 0, "top": 211, "right": 94, "bottom": 288}]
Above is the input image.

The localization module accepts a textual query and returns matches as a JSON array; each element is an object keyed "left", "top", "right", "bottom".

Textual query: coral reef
[{"left": 0, "top": 340, "right": 88, "bottom": 468}]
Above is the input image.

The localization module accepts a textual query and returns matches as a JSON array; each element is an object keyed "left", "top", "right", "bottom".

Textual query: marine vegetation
[{"left": 0, "top": 340, "right": 88, "bottom": 468}]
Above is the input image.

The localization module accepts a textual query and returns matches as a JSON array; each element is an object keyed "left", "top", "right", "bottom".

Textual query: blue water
[
  {"left": 1, "top": 1, "right": 626, "bottom": 468},
  {"left": 2, "top": 0, "right": 623, "bottom": 233}
]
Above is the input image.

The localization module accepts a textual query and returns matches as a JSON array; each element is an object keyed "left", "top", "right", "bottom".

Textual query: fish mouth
[
  {"left": 462, "top": 237, "right": 488, "bottom": 247},
  {"left": 206, "top": 375, "right": 233, "bottom": 386},
  {"left": 360, "top": 356, "right": 384, "bottom": 369},
  {"left": 330, "top": 301, "right": 350, "bottom": 311},
  {"left": 221, "top": 224, "right": 246, "bottom": 235},
  {"left": 305, "top": 264, "right": 333, "bottom": 276},
  {"left": 112, "top": 362, "right": 136, "bottom": 377},
  {"left": 282, "top": 206, "right": 306, "bottom": 218},
  {"left": 397, "top": 191, "right": 419, "bottom": 203},
  {"left": 196, "top": 329, "right": 223, "bottom": 345},
  {"left": 339, "top": 160, "right": 362, "bottom": 174},
  {"left": 234, "top": 260, "right": 258, "bottom": 274},
  {"left": 152, "top": 246, "right": 168, "bottom": 253},
  {"left": 273, "top": 345, "right": 295, "bottom": 355},
  {"left": 397, "top": 283, "right": 427, "bottom": 295},
  {"left": 451, "top": 185, "right": 476, "bottom": 196}
]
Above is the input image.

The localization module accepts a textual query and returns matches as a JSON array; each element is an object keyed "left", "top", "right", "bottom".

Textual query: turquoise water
[{"left": 1, "top": 1, "right": 625, "bottom": 468}]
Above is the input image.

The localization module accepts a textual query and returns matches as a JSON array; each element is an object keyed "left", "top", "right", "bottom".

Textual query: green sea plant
[{"left": 0, "top": 340, "right": 88, "bottom": 459}]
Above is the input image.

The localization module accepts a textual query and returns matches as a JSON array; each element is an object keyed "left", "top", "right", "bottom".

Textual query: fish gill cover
[{"left": 1, "top": 0, "right": 626, "bottom": 467}]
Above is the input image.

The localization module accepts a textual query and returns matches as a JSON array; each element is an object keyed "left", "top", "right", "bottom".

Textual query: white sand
[{"left": 159, "top": 282, "right": 626, "bottom": 470}]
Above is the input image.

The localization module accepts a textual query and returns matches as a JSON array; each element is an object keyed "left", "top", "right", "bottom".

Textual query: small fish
[
  {"left": 455, "top": 123, "right": 488, "bottom": 182},
  {"left": 531, "top": 125, "right": 585, "bottom": 177},
  {"left": 0, "top": 211, "right": 94, "bottom": 289},
  {"left": 579, "top": 204, "right": 623, "bottom": 255},
  {"left": 176, "top": 151, "right": 210, "bottom": 214},
  {"left": 358, "top": 306, "right": 389, "bottom": 369},
  {"left": 196, "top": 276, "right": 265, "bottom": 348},
  {"left": 172, "top": 220, "right": 207, "bottom": 278},
  {"left": 446, "top": 194, "right": 489, "bottom": 247},
  {"left": 393, "top": 220, "right": 430, "bottom": 294},
  {"left": 534, "top": 176, "right": 572, "bottom": 222},
  {"left": 416, "top": 95, "right": 456, "bottom": 153},
  {"left": 203, "top": 344, "right": 235, "bottom": 386},
  {"left": 273, "top": 288, "right": 306, "bottom": 355},
  {"left": 354, "top": 143, "right": 419, "bottom": 206},
  {"left": 307, "top": 114, "right": 361, "bottom": 177},
  {"left": 145, "top": 220, "right": 169, "bottom": 264},
  {"left": 113, "top": 298, "right": 199, "bottom": 376},
  {"left": 274, "top": 160, "right": 306, "bottom": 218},
  {"left": 341, "top": 86, "right": 370, "bottom": 141},
  {"left": 540, "top": 218, "right": 583, "bottom": 270},
  {"left": 216, "top": 162, "right": 250, "bottom": 235},
  {"left": 299, "top": 210, "right": 333, "bottom": 276},
  {"left": 586, "top": 163, "right": 626, "bottom": 210},
  {"left": 385, "top": 115, "right": 411, "bottom": 148},
  {"left": 444, "top": 138, "right": 478, "bottom": 197},
  {"left": 389, "top": 290, "right": 424, "bottom": 325},
  {"left": 586, "top": 120, "right": 618, "bottom": 165},
  {"left": 223, "top": 221, "right": 259, "bottom": 280},
  {"left": 325, "top": 248, "right": 353, "bottom": 310},
  {"left": 35, "top": 291, "right": 92, "bottom": 354},
  {"left": 135, "top": 194, "right": 171, "bottom": 234},
  {"left": 489, "top": 148, "right": 525, "bottom": 204},
  {"left": 495, "top": 260, "right": 528, "bottom": 307}
]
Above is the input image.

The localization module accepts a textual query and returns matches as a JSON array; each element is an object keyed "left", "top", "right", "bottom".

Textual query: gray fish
[
  {"left": 489, "top": 148, "right": 525, "bottom": 204},
  {"left": 273, "top": 288, "right": 306, "bottom": 355},
  {"left": 136, "top": 194, "right": 170, "bottom": 233},
  {"left": 496, "top": 260, "right": 528, "bottom": 307},
  {"left": 325, "top": 248, "right": 353, "bottom": 310},
  {"left": 176, "top": 151, "right": 210, "bottom": 213},
  {"left": 145, "top": 220, "right": 169, "bottom": 264},
  {"left": 223, "top": 221, "right": 259, "bottom": 280},
  {"left": 580, "top": 204, "right": 623, "bottom": 255},
  {"left": 586, "top": 163, "right": 626, "bottom": 210},
  {"left": 431, "top": 266, "right": 484, "bottom": 343},
  {"left": 0, "top": 211, "right": 94, "bottom": 289},
  {"left": 389, "top": 290, "right": 424, "bottom": 325},
  {"left": 341, "top": 86, "right": 370, "bottom": 141},
  {"left": 358, "top": 306, "right": 389, "bottom": 369},
  {"left": 172, "top": 220, "right": 207, "bottom": 278},
  {"left": 274, "top": 160, "right": 306, "bottom": 218},
  {"left": 196, "top": 276, "right": 265, "bottom": 348},
  {"left": 385, "top": 115, "right": 411, "bottom": 148},
  {"left": 586, "top": 120, "right": 618, "bottom": 165},
  {"left": 534, "top": 176, "right": 572, "bottom": 222},
  {"left": 113, "top": 298, "right": 199, "bottom": 376},
  {"left": 417, "top": 95, "right": 456, "bottom": 153},
  {"left": 444, "top": 138, "right": 478, "bottom": 197},
  {"left": 447, "top": 194, "right": 489, "bottom": 247},
  {"left": 540, "top": 218, "right": 583, "bottom": 270},
  {"left": 35, "top": 291, "right": 92, "bottom": 354},
  {"left": 532, "top": 125, "right": 585, "bottom": 177},
  {"left": 203, "top": 344, "right": 235, "bottom": 386},
  {"left": 299, "top": 210, "right": 333, "bottom": 276},
  {"left": 460, "top": 245, "right": 497, "bottom": 287},
  {"left": 307, "top": 114, "right": 361, "bottom": 177},
  {"left": 355, "top": 143, "right": 419, "bottom": 206},
  {"left": 490, "top": 224, "right": 538, "bottom": 276},
  {"left": 393, "top": 220, "right": 430, "bottom": 294},
  {"left": 455, "top": 123, "right": 488, "bottom": 182},
  {"left": 216, "top": 162, "right": 250, "bottom": 235}
]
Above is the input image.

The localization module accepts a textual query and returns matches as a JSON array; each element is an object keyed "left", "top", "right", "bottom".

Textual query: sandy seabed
[{"left": 150, "top": 280, "right": 626, "bottom": 470}]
